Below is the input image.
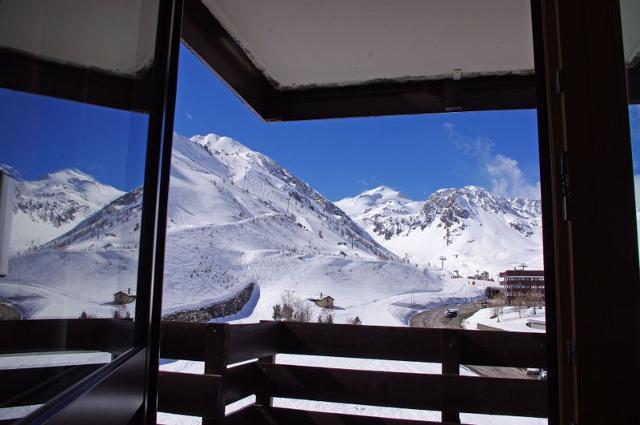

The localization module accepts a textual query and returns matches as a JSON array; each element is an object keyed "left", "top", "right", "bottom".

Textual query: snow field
[{"left": 463, "top": 306, "right": 546, "bottom": 333}]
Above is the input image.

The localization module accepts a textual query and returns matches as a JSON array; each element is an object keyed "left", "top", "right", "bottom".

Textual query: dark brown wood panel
[
  {"left": 227, "top": 321, "right": 280, "bottom": 364},
  {"left": 279, "top": 74, "right": 536, "bottom": 121},
  {"left": 280, "top": 322, "right": 545, "bottom": 368},
  {"left": 181, "top": 0, "right": 277, "bottom": 119},
  {"left": 160, "top": 321, "right": 280, "bottom": 364},
  {"left": 157, "top": 322, "right": 550, "bottom": 422},
  {"left": 222, "top": 404, "right": 473, "bottom": 425},
  {"left": 223, "top": 405, "right": 266, "bottom": 425},
  {"left": 273, "top": 407, "right": 468, "bottom": 425},
  {"left": 0, "top": 48, "right": 151, "bottom": 112},
  {"left": 258, "top": 405, "right": 472, "bottom": 425},
  {"left": 0, "top": 319, "right": 134, "bottom": 355},
  {"left": 540, "top": 0, "right": 640, "bottom": 423},
  {"left": 180, "top": 0, "right": 536, "bottom": 122},
  {"left": 160, "top": 321, "right": 209, "bottom": 361},
  {"left": 257, "top": 363, "right": 547, "bottom": 418},
  {"left": 626, "top": 61, "right": 640, "bottom": 104},
  {"left": 281, "top": 322, "right": 444, "bottom": 362},
  {"left": 157, "top": 371, "right": 222, "bottom": 418},
  {"left": 0, "top": 364, "right": 102, "bottom": 407},
  {"left": 223, "top": 362, "right": 258, "bottom": 405},
  {"left": 160, "top": 321, "right": 547, "bottom": 368},
  {"left": 460, "top": 330, "right": 546, "bottom": 368}
]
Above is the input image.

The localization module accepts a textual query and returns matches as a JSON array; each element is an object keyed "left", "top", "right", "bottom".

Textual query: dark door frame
[{"left": 538, "top": 0, "right": 640, "bottom": 424}]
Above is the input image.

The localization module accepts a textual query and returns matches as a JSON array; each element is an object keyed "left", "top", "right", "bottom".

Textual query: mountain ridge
[
  {"left": 3, "top": 133, "right": 441, "bottom": 324},
  {"left": 337, "top": 185, "right": 543, "bottom": 276},
  {"left": 9, "top": 167, "right": 124, "bottom": 253}
]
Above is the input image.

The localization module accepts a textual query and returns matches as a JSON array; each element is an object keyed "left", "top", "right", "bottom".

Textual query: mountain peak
[
  {"left": 335, "top": 186, "right": 420, "bottom": 219},
  {"left": 42, "top": 168, "right": 97, "bottom": 184},
  {"left": 338, "top": 185, "right": 411, "bottom": 205},
  {"left": 10, "top": 168, "right": 124, "bottom": 253},
  {"left": 361, "top": 185, "right": 404, "bottom": 198},
  {"left": 190, "top": 133, "right": 253, "bottom": 156}
]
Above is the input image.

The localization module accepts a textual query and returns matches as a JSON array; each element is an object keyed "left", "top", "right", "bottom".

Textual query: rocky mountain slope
[
  {"left": 7, "top": 168, "right": 123, "bottom": 253},
  {"left": 336, "top": 185, "right": 543, "bottom": 277},
  {"left": 2, "top": 134, "right": 442, "bottom": 323}
]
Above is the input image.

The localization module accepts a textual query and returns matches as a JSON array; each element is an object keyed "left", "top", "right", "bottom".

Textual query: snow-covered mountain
[
  {"left": 336, "top": 185, "right": 543, "bottom": 277},
  {"left": 336, "top": 186, "right": 423, "bottom": 221},
  {"left": 9, "top": 169, "right": 124, "bottom": 253},
  {"left": 2, "top": 134, "right": 443, "bottom": 323}
]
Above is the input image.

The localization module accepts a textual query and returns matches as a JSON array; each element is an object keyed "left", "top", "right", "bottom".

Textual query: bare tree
[
  {"left": 348, "top": 316, "right": 362, "bottom": 325},
  {"left": 272, "top": 304, "right": 282, "bottom": 320}
]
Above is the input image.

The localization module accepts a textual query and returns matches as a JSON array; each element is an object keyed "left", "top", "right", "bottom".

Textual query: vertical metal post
[{"left": 139, "top": 0, "right": 184, "bottom": 424}]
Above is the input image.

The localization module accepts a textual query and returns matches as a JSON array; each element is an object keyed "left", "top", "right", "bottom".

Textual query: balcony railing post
[
  {"left": 255, "top": 320, "right": 277, "bottom": 410},
  {"left": 204, "top": 323, "right": 229, "bottom": 425},
  {"left": 255, "top": 354, "right": 274, "bottom": 409},
  {"left": 442, "top": 328, "right": 461, "bottom": 424}
]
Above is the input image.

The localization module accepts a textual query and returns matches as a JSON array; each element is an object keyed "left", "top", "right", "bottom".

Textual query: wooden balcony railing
[
  {"left": 158, "top": 321, "right": 547, "bottom": 425},
  {"left": 0, "top": 318, "right": 135, "bottom": 423}
]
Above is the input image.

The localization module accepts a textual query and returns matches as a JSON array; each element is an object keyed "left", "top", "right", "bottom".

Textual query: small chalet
[
  {"left": 313, "top": 295, "right": 334, "bottom": 309},
  {"left": 113, "top": 288, "right": 136, "bottom": 305}
]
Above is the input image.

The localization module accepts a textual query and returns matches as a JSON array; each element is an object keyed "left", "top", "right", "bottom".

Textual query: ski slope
[{"left": 1, "top": 134, "right": 442, "bottom": 322}]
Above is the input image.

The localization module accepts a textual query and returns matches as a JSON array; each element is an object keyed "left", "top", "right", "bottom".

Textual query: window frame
[{"left": 9, "top": 1, "right": 184, "bottom": 424}]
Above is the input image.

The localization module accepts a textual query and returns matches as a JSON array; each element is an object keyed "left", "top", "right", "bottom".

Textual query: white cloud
[
  {"left": 185, "top": 112, "right": 193, "bottom": 121},
  {"left": 486, "top": 154, "right": 541, "bottom": 199},
  {"left": 443, "top": 122, "right": 494, "bottom": 158},
  {"left": 443, "top": 123, "right": 541, "bottom": 199},
  {"left": 356, "top": 177, "right": 377, "bottom": 187}
]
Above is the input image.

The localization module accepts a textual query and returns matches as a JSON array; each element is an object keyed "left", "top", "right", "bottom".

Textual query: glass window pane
[
  {"left": 620, "top": 0, "right": 640, "bottom": 252},
  {"left": 160, "top": 2, "right": 548, "bottom": 424},
  {"left": 0, "top": 0, "right": 159, "bottom": 421}
]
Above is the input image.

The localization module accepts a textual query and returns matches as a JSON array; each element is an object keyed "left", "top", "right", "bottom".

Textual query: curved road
[
  {"left": 410, "top": 304, "right": 534, "bottom": 380},
  {"left": 410, "top": 304, "right": 480, "bottom": 329}
]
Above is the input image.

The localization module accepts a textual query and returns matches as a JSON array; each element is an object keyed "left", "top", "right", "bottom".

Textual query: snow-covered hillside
[
  {"left": 335, "top": 186, "right": 423, "bottom": 220},
  {"left": 9, "top": 168, "right": 124, "bottom": 254},
  {"left": 1, "top": 134, "right": 444, "bottom": 323},
  {"left": 336, "top": 185, "right": 543, "bottom": 277}
]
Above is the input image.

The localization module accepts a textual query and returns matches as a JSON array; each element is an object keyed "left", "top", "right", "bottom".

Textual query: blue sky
[
  {"left": 173, "top": 45, "right": 542, "bottom": 201},
  {"left": 0, "top": 88, "right": 149, "bottom": 192},
  {"left": 0, "top": 43, "right": 566, "bottom": 201}
]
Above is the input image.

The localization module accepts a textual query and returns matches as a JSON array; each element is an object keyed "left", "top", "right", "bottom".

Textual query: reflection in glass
[
  {"left": 0, "top": 0, "right": 159, "bottom": 421},
  {"left": 620, "top": 0, "right": 640, "bottom": 252},
  {"left": 0, "top": 91, "right": 148, "bottom": 320}
]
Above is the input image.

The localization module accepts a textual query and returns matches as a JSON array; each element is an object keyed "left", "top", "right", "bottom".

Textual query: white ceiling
[
  {"left": 203, "top": 0, "right": 535, "bottom": 89},
  {"left": 0, "top": 0, "right": 158, "bottom": 75}
]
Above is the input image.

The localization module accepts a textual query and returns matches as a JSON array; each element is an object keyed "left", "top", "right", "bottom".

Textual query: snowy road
[
  {"left": 410, "top": 301, "right": 536, "bottom": 380},
  {"left": 410, "top": 303, "right": 482, "bottom": 329}
]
